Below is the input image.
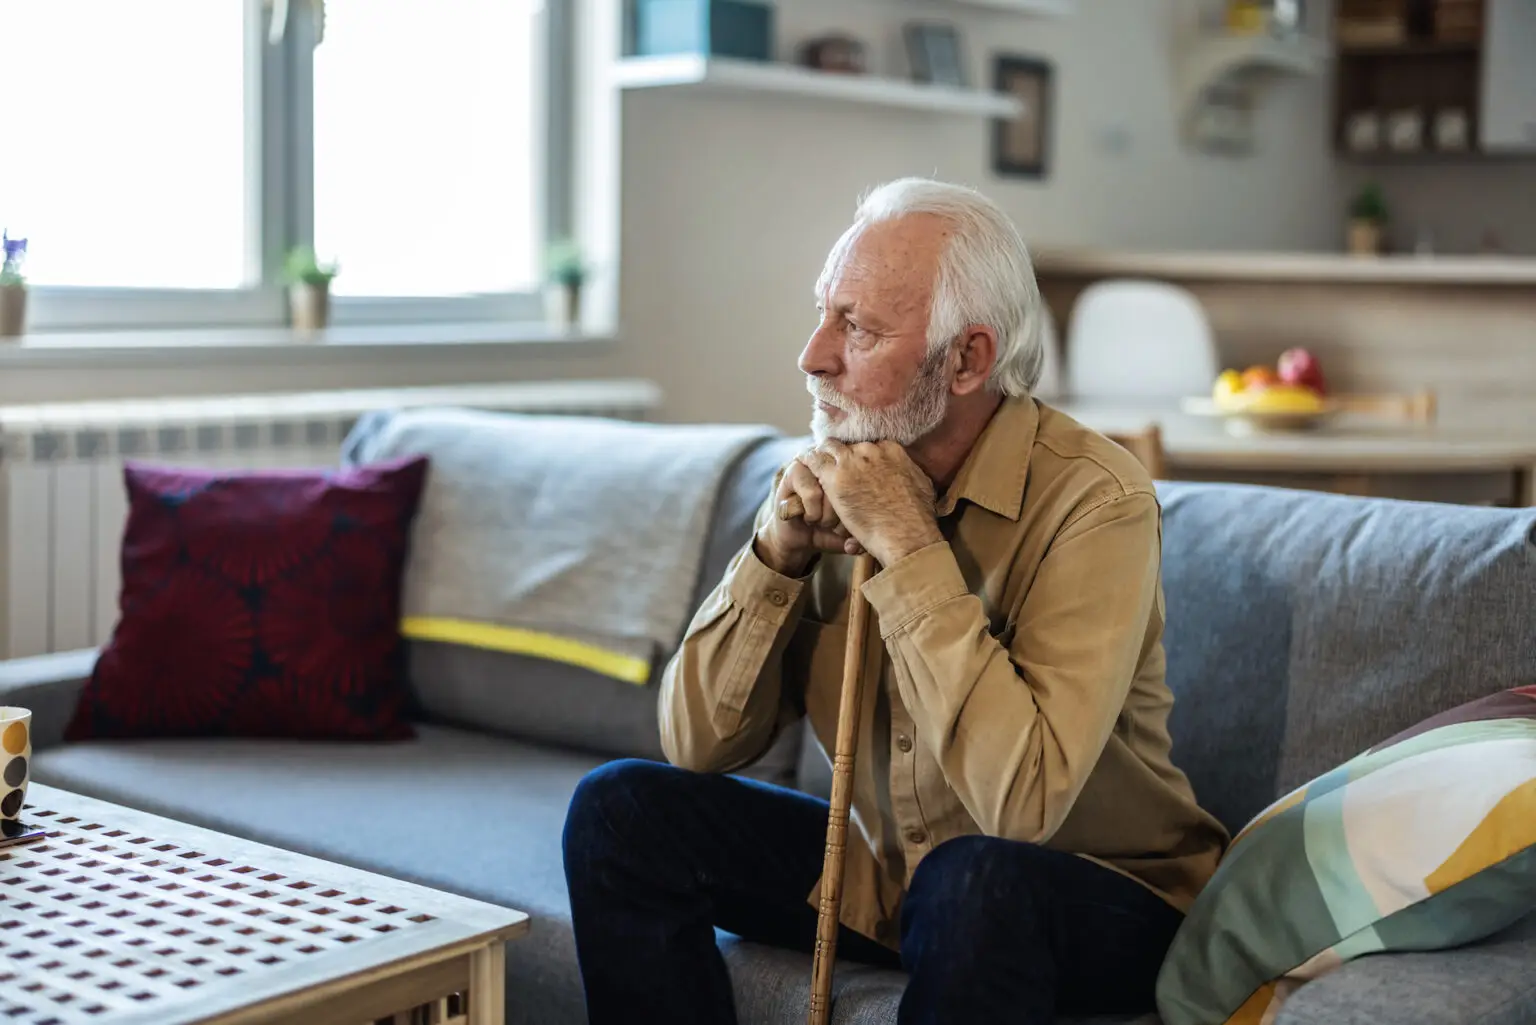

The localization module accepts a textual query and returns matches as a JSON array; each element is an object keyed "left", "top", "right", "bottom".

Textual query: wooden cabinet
[
  {"left": 1480, "top": 0, "right": 1536, "bottom": 152},
  {"left": 1333, "top": 0, "right": 1536, "bottom": 158}
]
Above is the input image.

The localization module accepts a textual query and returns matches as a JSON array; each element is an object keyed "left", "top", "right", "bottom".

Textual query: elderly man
[{"left": 562, "top": 178, "right": 1229, "bottom": 1024}]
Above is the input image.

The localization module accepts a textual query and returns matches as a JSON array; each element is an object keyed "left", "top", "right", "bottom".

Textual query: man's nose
[{"left": 799, "top": 322, "right": 841, "bottom": 379}]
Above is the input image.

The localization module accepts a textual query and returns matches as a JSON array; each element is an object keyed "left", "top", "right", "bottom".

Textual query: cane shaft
[{"left": 807, "top": 552, "right": 874, "bottom": 1025}]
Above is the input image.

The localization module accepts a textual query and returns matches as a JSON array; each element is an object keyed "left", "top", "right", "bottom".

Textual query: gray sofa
[{"left": 5, "top": 422, "right": 1536, "bottom": 1025}]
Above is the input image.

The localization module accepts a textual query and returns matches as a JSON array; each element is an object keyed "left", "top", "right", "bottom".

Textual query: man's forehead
[{"left": 820, "top": 216, "right": 945, "bottom": 301}]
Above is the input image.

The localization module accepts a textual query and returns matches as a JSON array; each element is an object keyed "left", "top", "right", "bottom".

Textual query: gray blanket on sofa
[{"left": 343, "top": 406, "right": 777, "bottom": 676}]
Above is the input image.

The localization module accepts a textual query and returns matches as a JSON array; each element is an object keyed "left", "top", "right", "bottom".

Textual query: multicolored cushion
[
  {"left": 1157, "top": 685, "right": 1536, "bottom": 1025},
  {"left": 64, "top": 457, "right": 429, "bottom": 742}
]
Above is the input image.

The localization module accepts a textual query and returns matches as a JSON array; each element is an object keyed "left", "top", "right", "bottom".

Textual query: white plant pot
[{"left": 289, "top": 282, "right": 331, "bottom": 332}]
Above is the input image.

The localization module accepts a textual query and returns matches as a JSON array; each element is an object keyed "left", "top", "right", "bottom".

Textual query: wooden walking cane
[{"left": 777, "top": 495, "right": 875, "bottom": 1025}]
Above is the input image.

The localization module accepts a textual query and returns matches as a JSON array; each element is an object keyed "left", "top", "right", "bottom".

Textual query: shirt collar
[{"left": 934, "top": 396, "right": 1038, "bottom": 522}]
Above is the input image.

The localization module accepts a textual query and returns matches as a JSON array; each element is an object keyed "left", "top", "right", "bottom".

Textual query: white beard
[{"left": 807, "top": 346, "right": 952, "bottom": 446}]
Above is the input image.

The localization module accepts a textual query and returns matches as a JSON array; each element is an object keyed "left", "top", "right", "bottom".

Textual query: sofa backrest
[{"left": 1156, "top": 481, "right": 1536, "bottom": 835}]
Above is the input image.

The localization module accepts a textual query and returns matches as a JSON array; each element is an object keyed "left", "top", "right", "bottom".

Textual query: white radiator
[{"left": 0, "top": 379, "right": 662, "bottom": 660}]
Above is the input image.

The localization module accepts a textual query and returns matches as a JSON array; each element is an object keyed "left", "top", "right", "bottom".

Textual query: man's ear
[{"left": 950, "top": 326, "right": 998, "bottom": 396}]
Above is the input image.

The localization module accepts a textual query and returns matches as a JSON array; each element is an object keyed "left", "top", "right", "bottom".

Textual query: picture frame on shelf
[
  {"left": 903, "top": 22, "right": 966, "bottom": 87},
  {"left": 991, "top": 54, "right": 1053, "bottom": 178}
]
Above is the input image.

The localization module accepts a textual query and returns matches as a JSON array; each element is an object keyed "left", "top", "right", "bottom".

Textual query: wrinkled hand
[
  {"left": 796, "top": 441, "right": 941, "bottom": 568},
  {"left": 754, "top": 454, "right": 862, "bottom": 577}
]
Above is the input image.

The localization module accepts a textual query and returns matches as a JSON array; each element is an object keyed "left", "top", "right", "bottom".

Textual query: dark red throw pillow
[{"left": 64, "top": 456, "right": 429, "bottom": 742}]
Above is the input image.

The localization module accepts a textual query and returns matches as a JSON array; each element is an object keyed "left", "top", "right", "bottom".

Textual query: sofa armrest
[
  {"left": 1276, "top": 912, "right": 1536, "bottom": 1025},
  {"left": 0, "top": 649, "right": 96, "bottom": 752}
]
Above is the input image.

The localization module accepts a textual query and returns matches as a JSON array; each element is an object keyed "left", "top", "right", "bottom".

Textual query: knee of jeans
[
  {"left": 563, "top": 758, "right": 670, "bottom": 855},
  {"left": 906, "top": 835, "right": 1043, "bottom": 929}
]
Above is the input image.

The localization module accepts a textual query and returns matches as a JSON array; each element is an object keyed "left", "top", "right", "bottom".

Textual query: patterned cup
[{"left": 1, "top": 707, "right": 31, "bottom": 822}]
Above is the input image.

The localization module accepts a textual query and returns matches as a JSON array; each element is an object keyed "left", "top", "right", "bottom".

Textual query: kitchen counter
[
  {"left": 1033, "top": 248, "right": 1536, "bottom": 286},
  {"left": 1051, "top": 400, "right": 1536, "bottom": 506}
]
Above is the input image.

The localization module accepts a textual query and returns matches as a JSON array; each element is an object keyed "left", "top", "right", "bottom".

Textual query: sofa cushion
[
  {"left": 721, "top": 938, "right": 1156, "bottom": 1025},
  {"left": 1156, "top": 482, "right": 1536, "bottom": 835},
  {"left": 1157, "top": 685, "right": 1536, "bottom": 1025},
  {"left": 65, "top": 458, "right": 428, "bottom": 744},
  {"left": 1271, "top": 910, "right": 1536, "bottom": 1025}
]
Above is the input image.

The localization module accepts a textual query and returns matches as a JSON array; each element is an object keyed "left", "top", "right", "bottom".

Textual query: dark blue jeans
[{"left": 562, "top": 758, "right": 1182, "bottom": 1025}]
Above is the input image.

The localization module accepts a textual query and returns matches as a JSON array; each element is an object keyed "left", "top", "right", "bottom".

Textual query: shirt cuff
[
  {"left": 861, "top": 541, "right": 969, "bottom": 638},
  {"left": 728, "top": 540, "right": 811, "bottom": 626}
]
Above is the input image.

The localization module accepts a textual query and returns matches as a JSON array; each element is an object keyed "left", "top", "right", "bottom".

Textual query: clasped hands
[{"left": 755, "top": 440, "right": 943, "bottom": 576}]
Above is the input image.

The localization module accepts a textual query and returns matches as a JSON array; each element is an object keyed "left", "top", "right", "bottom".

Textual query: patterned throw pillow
[
  {"left": 1157, "top": 685, "right": 1536, "bottom": 1025},
  {"left": 65, "top": 457, "right": 429, "bottom": 742}
]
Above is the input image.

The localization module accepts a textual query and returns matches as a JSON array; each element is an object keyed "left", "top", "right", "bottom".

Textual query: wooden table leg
[{"left": 468, "top": 943, "right": 506, "bottom": 1025}]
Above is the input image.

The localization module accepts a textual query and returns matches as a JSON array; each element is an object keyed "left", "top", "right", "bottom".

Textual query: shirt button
[
  {"left": 765, "top": 589, "right": 787, "bottom": 607},
  {"left": 896, "top": 734, "right": 913, "bottom": 753},
  {"left": 906, "top": 828, "right": 927, "bottom": 846}
]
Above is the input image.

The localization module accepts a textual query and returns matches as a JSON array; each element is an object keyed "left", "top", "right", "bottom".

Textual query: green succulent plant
[
  {"left": 283, "top": 244, "right": 340, "bottom": 287},
  {"left": 544, "top": 238, "right": 587, "bottom": 288},
  {"left": 1349, "top": 182, "right": 1389, "bottom": 224}
]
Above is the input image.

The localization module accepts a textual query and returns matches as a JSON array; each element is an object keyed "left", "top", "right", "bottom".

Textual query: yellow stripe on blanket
[{"left": 400, "top": 617, "right": 652, "bottom": 685}]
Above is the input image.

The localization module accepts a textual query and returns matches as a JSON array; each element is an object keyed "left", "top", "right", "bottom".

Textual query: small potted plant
[
  {"left": 543, "top": 238, "right": 587, "bottom": 330},
  {"left": 283, "top": 244, "right": 340, "bottom": 331},
  {"left": 0, "top": 230, "right": 27, "bottom": 339},
  {"left": 1347, "top": 182, "right": 1389, "bottom": 257}
]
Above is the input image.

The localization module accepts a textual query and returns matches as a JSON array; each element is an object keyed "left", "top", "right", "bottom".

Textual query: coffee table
[{"left": 0, "top": 784, "right": 529, "bottom": 1025}]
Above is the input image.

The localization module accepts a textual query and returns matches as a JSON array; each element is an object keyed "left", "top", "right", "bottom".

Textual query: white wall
[
  {"left": 609, "top": 0, "right": 1344, "bottom": 431},
  {"left": 1343, "top": 162, "right": 1536, "bottom": 257}
]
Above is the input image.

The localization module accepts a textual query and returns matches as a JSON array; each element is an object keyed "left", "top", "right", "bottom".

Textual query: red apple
[{"left": 1277, "top": 347, "right": 1327, "bottom": 395}]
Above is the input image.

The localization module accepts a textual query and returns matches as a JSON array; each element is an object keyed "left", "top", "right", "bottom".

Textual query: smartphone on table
[{"left": 0, "top": 818, "right": 48, "bottom": 849}]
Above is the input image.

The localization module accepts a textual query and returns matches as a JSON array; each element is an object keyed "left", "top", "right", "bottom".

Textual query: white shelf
[
  {"left": 1176, "top": 33, "right": 1330, "bottom": 149},
  {"left": 613, "top": 55, "right": 1024, "bottom": 118},
  {"left": 1179, "top": 34, "right": 1329, "bottom": 100}
]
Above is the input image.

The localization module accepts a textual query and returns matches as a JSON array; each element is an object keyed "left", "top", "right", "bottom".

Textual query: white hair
[{"left": 816, "top": 177, "right": 1045, "bottom": 397}]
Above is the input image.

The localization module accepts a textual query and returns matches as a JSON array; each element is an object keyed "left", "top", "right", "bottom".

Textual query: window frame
[{"left": 25, "top": 0, "right": 568, "bottom": 334}]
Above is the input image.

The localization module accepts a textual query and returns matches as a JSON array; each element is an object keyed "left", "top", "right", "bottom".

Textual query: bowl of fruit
[{"left": 1182, "top": 348, "right": 1338, "bottom": 432}]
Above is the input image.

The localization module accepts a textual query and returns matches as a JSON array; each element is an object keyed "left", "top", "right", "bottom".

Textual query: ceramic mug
[{"left": 1, "top": 706, "right": 31, "bottom": 822}]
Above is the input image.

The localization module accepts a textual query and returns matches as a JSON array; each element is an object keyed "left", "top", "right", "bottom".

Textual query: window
[
  {"left": 0, "top": 2, "right": 248, "bottom": 289},
  {"left": 314, "top": 0, "right": 540, "bottom": 298},
  {"left": 2, "top": 0, "right": 567, "bottom": 331}
]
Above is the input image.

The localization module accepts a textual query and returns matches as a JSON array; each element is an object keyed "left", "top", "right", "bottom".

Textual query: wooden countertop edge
[
  {"left": 1032, "top": 248, "right": 1536, "bottom": 286},
  {"left": 1164, "top": 448, "right": 1536, "bottom": 473}
]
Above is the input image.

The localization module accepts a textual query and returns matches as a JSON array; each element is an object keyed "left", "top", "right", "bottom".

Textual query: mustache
[{"left": 805, "top": 378, "right": 853, "bottom": 411}]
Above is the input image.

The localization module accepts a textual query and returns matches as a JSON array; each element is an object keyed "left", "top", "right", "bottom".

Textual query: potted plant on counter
[
  {"left": 284, "top": 244, "right": 340, "bottom": 331},
  {"left": 1347, "top": 182, "right": 1389, "bottom": 257},
  {"left": 0, "top": 231, "right": 27, "bottom": 339},
  {"left": 543, "top": 238, "right": 587, "bottom": 331}
]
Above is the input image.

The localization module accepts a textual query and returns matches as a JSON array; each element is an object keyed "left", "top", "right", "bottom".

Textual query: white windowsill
[{"left": 0, "top": 322, "right": 616, "bottom": 368}]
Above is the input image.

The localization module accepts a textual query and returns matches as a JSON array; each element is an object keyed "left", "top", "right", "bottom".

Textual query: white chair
[{"left": 1064, "top": 280, "right": 1220, "bottom": 400}]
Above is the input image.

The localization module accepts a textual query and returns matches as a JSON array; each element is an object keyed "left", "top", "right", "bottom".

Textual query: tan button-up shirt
[{"left": 659, "top": 397, "right": 1230, "bottom": 949}]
